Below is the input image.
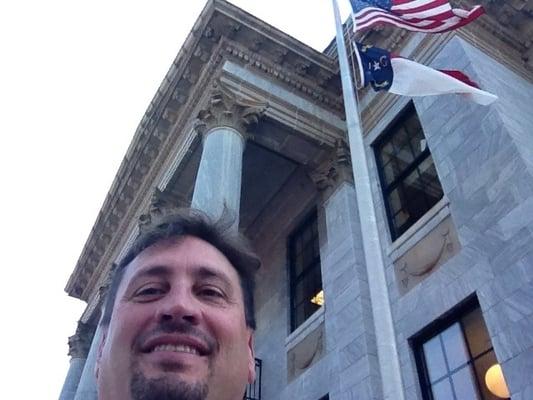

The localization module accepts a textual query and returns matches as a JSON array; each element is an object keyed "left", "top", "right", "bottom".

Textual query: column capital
[
  {"left": 68, "top": 321, "right": 94, "bottom": 359},
  {"left": 308, "top": 138, "right": 353, "bottom": 196},
  {"left": 138, "top": 188, "right": 180, "bottom": 233},
  {"left": 195, "top": 80, "right": 268, "bottom": 139}
]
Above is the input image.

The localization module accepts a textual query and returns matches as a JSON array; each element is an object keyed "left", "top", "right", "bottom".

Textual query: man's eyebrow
[
  {"left": 195, "top": 266, "right": 233, "bottom": 287},
  {"left": 130, "top": 265, "right": 171, "bottom": 281}
]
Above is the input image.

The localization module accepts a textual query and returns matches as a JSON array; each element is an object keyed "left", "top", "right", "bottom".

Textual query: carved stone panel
[
  {"left": 394, "top": 216, "right": 461, "bottom": 295},
  {"left": 287, "top": 321, "right": 325, "bottom": 382}
]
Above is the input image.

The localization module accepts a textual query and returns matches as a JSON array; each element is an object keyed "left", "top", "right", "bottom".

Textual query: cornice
[{"left": 222, "top": 41, "right": 343, "bottom": 113}]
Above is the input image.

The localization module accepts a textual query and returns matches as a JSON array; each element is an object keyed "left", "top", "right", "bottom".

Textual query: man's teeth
[{"left": 152, "top": 344, "right": 200, "bottom": 355}]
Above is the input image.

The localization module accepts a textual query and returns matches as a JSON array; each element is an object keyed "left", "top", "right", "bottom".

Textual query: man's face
[{"left": 96, "top": 236, "right": 255, "bottom": 400}]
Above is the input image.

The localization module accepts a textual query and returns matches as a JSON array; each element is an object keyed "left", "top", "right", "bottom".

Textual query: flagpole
[{"left": 331, "top": 1, "right": 405, "bottom": 399}]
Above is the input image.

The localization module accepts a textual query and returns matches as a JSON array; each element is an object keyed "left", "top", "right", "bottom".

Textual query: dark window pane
[
  {"left": 417, "top": 156, "right": 443, "bottom": 203},
  {"left": 395, "top": 147, "right": 415, "bottom": 172},
  {"left": 405, "top": 113, "right": 425, "bottom": 157},
  {"left": 432, "top": 378, "right": 455, "bottom": 400},
  {"left": 463, "top": 308, "right": 493, "bottom": 358},
  {"left": 374, "top": 103, "right": 443, "bottom": 240},
  {"left": 423, "top": 335, "right": 448, "bottom": 383},
  {"left": 293, "top": 256, "right": 304, "bottom": 278},
  {"left": 392, "top": 126, "right": 410, "bottom": 154},
  {"left": 313, "top": 235, "right": 320, "bottom": 255},
  {"left": 388, "top": 188, "right": 402, "bottom": 214},
  {"left": 383, "top": 161, "right": 399, "bottom": 185},
  {"left": 294, "top": 281, "right": 305, "bottom": 305},
  {"left": 473, "top": 351, "right": 500, "bottom": 400},
  {"left": 289, "top": 211, "right": 323, "bottom": 331},
  {"left": 451, "top": 366, "right": 480, "bottom": 400},
  {"left": 442, "top": 323, "right": 469, "bottom": 371},
  {"left": 394, "top": 210, "right": 410, "bottom": 232},
  {"left": 381, "top": 141, "right": 395, "bottom": 165}
]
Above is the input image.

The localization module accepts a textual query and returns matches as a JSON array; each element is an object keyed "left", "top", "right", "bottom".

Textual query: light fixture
[
  {"left": 310, "top": 290, "right": 324, "bottom": 306},
  {"left": 485, "top": 363, "right": 510, "bottom": 399}
]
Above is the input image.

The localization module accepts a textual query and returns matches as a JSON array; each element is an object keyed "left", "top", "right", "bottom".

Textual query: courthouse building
[{"left": 60, "top": 1, "right": 533, "bottom": 399}]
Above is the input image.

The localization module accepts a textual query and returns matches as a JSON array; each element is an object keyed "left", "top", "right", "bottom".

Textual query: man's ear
[
  {"left": 247, "top": 333, "right": 256, "bottom": 384},
  {"left": 94, "top": 328, "right": 107, "bottom": 381}
]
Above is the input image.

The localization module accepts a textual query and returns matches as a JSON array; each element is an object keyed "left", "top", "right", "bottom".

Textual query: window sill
[
  {"left": 285, "top": 306, "right": 325, "bottom": 351},
  {"left": 387, "top": 196, "right": 451, "bottom": 262}
]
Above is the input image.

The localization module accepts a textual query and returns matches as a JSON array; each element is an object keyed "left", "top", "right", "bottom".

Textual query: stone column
[
  {"left": 73, "top": 326, "right": 102, "bottom": 400},
  {"left": 191, "top": 81, "right": 266, "bottom": 226},
  {"left": 310, "top": 140, "right": 383, "bottom": 400},
  {"left": 72, "top": 281, "right": 111, "bottom": 400},
  {"left": 59, "top": 322, "right": 93, "bottom": 400}
]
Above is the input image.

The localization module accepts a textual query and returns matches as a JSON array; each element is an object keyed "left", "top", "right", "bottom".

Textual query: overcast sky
[{"left": 0, "top": 0, "right": 352, "bottom": 398}]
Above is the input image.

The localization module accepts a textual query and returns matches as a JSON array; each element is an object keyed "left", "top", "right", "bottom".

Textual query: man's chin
[{"left": 130, "top": 370, "right": 208, "bottom": 400}]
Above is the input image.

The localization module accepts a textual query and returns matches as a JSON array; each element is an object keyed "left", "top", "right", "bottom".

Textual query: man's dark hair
[{"left": 101, "top": 208, "right": 260, "bottom": 329}]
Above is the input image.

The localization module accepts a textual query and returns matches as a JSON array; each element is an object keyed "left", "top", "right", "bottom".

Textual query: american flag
[{"left": 350, "top": 0, "right": 485, "bottom": 33}]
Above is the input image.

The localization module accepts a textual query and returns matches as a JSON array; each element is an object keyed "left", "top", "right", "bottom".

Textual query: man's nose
[{"left": 156, "top": 288, "right": 200, "bottom": 325}]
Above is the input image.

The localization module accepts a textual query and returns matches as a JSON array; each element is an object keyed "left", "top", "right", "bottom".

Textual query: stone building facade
[{"left": 60, "top": 1, "right": 533, "bottom": 399}]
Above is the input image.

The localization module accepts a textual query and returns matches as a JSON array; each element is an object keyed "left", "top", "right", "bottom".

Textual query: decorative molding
[
  {"left": 286, "top": 320, "right": 325, "bottom": 382},
  {"left": 195, "top": 80, "right": 268, "bottom": 138},
  {"left": 394, "top": 215, "right": 461, "bottom": 295},
  {"left": 223, "top": 42, "right": 343, "bottom": 112},
  {"left": 138, "top": 188, "right": 181, "bottom": 234},
  {"left": 67, "top": 321, "right": 94, "bottom": 359},
  {"left": 308, "top": 138, "right": 353, "bottom": 193}
]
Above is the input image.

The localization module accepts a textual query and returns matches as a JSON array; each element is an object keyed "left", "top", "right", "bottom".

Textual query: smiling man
[{"left": 96, "top": 209, "right": 260, "bottom": 400}]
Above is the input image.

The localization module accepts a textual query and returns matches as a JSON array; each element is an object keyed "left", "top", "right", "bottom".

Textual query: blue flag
[{"left": 354, "top": 43, "right": 393, "bottom": 91}]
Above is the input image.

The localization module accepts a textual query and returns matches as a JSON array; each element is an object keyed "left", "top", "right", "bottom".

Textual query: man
[{"left": 96, "top": 209, "right": 261, "bottom": 400}]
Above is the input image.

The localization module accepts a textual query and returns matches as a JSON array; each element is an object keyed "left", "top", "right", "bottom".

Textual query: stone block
[
  {"left": 491, "top": 228, "right": 533, "bottom": 274},
  {"left": 512, "top": 382, "right": 533, "bottom": 400},
  {"left": 502, "top": 347, "right": 533, "bottom": 394},
  {"left": 471, "top": 190, "right": 517, "bottom": 231},
  {"left": 497, "top": 196, "right": 533, "bottom": 240}
]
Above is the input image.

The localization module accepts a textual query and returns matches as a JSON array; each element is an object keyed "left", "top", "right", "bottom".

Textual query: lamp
[
  {"left": 485, "top": 363, "right": 510, "bottom": 399},
  {"left": 310, "top": 290, "right": 324, "bottom": 306}
]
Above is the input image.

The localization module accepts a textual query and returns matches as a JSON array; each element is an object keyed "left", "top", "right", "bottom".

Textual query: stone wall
[{"left": 369, "top": 36, "right": 533, "bottom": 400}]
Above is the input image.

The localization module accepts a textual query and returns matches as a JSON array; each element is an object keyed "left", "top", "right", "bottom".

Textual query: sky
[{"left": 0, "top": 0, "right": 351, "bottom": 398}]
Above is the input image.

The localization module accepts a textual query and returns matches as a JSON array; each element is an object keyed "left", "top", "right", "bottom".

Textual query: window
[
  {"left": 244, "top": 358, "right": 262, "bottom": 400},
  {"left": 289, "top": 210, "right": 323, "bottom": 331},
  {"left": 414, "top": 301, "right": 505, "bottom": 400},
  {"left": 375, "top": 103, "right": 443, "bottom": 240}
]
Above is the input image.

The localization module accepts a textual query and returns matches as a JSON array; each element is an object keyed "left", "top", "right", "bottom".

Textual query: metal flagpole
[{"left": 331, "top": 1, "right": 405, "bottom": 399}]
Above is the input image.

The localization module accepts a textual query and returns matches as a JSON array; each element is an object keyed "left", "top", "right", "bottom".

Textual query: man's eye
[
  {"left": 198, "top": 286, "right": 225, "bottom": 299},
  {"left": 133, "top": 285, "right": 166, "bottom": 300}
]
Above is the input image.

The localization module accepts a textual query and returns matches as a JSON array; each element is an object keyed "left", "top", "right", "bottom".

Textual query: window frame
[
  {"left": 287, "top": 209, "right": 323, "bottom": 332},
  {"left": 412, "top": 298, "right": 501, "bottom": 400},
  {"left": 374, "top": 102, "right": 443, "bottom": 240}
]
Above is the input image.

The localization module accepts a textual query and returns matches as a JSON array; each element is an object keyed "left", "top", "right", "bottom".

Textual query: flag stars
[{"left": 373, "top": 61, "right": 381, "bottom": 71}]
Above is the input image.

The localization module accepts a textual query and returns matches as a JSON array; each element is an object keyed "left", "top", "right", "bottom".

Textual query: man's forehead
[{"left": 123, "top": 235, "right": 237, "bottom": 281}]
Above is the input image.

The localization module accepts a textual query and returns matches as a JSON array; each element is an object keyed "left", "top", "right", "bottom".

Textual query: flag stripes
[{"left": 350, "top": 0, "right": 484, "bottom": 33}]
